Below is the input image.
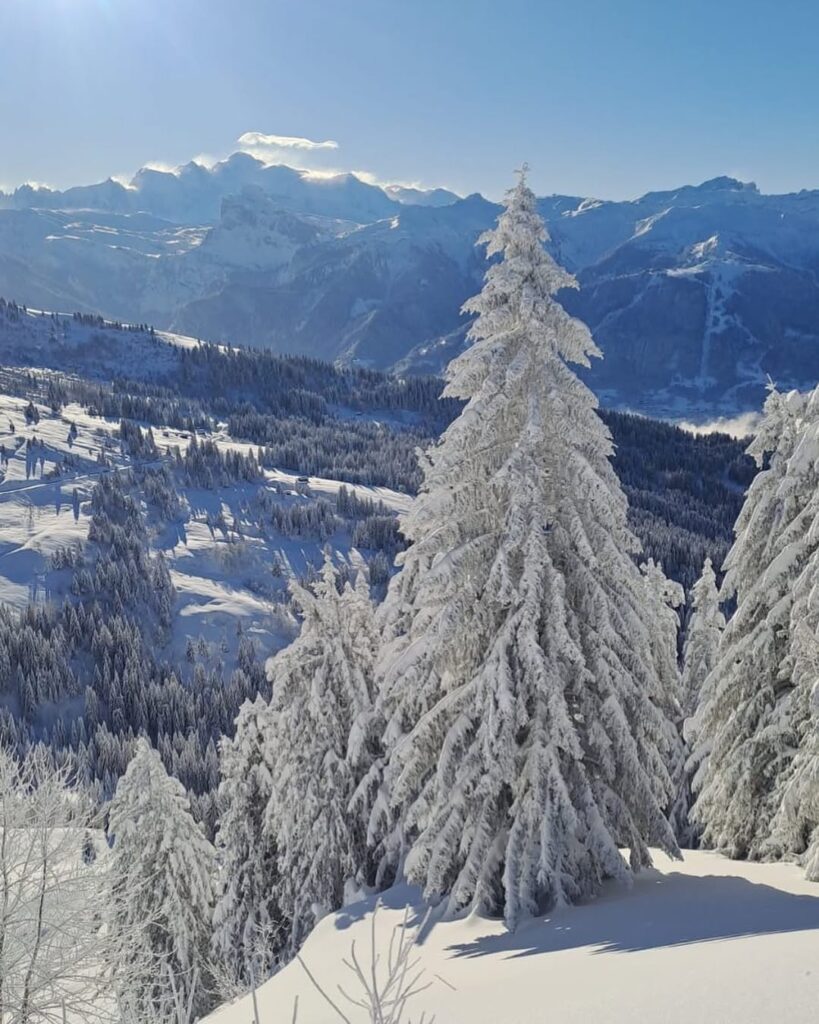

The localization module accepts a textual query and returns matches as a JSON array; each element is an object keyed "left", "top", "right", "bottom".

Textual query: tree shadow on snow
[
  {"left": 334, "top": 883, "right": 427, "bottom": 933},
  {"left": 448, "top": 868, "right": 819, "bottom": 959}
]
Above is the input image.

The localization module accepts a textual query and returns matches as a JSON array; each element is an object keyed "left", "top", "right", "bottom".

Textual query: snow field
[{"left": 206, "top": 851, "right": 819, "bottom": 1024}]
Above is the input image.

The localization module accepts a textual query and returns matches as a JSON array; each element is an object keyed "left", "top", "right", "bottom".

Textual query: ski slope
[{"left": 205, "top": 850, "right": 819, "bottom": 1024}]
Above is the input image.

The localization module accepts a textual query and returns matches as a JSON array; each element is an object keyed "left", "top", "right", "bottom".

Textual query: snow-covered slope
[
  {"left": 0, "top": 306, "right": 411, "bottom": 682},
  {"left": 0, "top": 387, "right": 406, "bottom": 672},
  {"left": 205, "top": 850, "right": 819, "bottom": 1024}
]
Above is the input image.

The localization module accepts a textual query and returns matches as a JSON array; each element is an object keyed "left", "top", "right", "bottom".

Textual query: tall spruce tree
[
  {"left": 769, "top": 616, "right": 819, "bottom": 879},
  {"left": 108, "top": 738, "right": 216, "bottom": 1021},
  {"left": 211, "top": 697, "right": 282, "bottom": 993},
  {"left": 265, "top": 557, "right": 379, "bottom": 955},
  {"left": 690, "top": 386, "right": 815, "bottom": 859},
  {"left": 368, "top": 169, "right": 681, "bottom": 928},
  {"left": 676, "top": 556, "right": 726, "bottom": 845},
  {"left": 766, "top": 400, "right": 819, "bottom": 878},
  {"left": 640, "top": 559, "right": 688, "bottom": 841},
  {"left": 681, "top": 558, "right": 725, "bottom": 721}
]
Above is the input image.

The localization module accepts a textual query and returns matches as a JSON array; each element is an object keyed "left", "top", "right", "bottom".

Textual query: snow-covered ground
[
  {"left": 206, "top": 850, "right": 819, "bottom": 1024},
  {"left": 0, "top": 396, "right": 125, "bottom": 609},
  {"left": 0, "top": 387, "right": 408, "bottom": 670}
]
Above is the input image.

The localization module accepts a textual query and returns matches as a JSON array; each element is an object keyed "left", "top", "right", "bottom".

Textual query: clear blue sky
[{"left": 2, "top": 0, "right": 817, "bottom": 200}]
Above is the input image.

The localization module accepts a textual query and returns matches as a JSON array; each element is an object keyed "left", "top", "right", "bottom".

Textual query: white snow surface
[{"left": 205, "top": 850, "right": 819, "bottom": 1024}]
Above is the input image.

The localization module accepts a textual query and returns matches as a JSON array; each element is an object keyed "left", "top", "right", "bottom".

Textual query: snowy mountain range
[{"left": 4, "top": 155, "right": 819, "bottom": 417}]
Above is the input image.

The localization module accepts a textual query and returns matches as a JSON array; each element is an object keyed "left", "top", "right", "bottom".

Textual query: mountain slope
[
  {"left": 0, "top": 297, "right": 755, "bottom": 595},
  {"left": 554, "top": 179, "right": 819, "bottom": 414},
  {"left": 170, "top": 193, "right": 496, "bottom": 365},
  {"left": 6, "top": 167, "right": 819, "bottom": 416}
]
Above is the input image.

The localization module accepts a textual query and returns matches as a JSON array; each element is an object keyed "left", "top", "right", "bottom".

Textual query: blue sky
[{"left": 2, "top": 0, "right": 817, "bottom": 199}]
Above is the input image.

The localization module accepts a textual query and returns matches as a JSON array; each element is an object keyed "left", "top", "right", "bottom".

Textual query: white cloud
[
  {"left": 235, "top": 132, "right": 345, "bottom": 179},
  {"left": 676, "top": 412, "right": 760, "bottom": 439},
  {"left": 238, "top": 132, "right": 338, "bottom": 158}
]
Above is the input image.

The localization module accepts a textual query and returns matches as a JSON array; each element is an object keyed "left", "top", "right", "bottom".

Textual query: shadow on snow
[{"left": 447, "top": 868, "right": 819, "bottom": 959}]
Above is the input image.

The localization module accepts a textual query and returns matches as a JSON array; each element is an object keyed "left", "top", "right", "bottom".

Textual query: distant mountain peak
[
  {"left": 383, "top": 183, "right": 460, "bottom": 207},
  {"left": 219, "top": 151, "right": 263, "bottom": 170},
  {"left": 695, "top": 176, "right": 758, "bottom": 193}
]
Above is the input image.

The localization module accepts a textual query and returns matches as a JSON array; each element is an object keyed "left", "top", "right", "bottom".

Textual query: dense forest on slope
[
  {"left": 0, "top": 300, "right": 755, "bottom": 823},
  {"left": 600, "top": 410, "right": 754, "bottom": 589}
]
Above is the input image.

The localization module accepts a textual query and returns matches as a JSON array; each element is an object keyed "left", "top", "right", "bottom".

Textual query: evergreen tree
[
  {"left": 690, "top": 386, "right": 815, "bottom": 859},
  {"left": 764, "top": 402, "right": 819, "bottom": 877},
  {"left": 265, "top": 557, "right": 379, "bottom": 955},
  {"left": 674, "top": 556, "right": 725, "bottom": 845},
  {"left": 108, "top": 738, "right": 216, "bottom": 1021},
  {"left": 367, "top": 169, "right": 681, "bottom": 928},
  {"left": 681, "top": 558, "right": 725, "bottom": 721},
  {"left": 640, "top": 557, "right": 685, "bottom": 728},
  {"left": 639, "top": 559, "right": 687, "bottom": 839},
  {"left": 768, "top": 616, "right": 819, "bottom": 879},
  {"left": 211, "top": 697, "right": 281, "bottom": 992}
]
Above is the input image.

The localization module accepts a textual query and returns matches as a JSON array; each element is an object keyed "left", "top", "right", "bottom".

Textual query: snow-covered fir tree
[
  {"left": 764, "top": 403, "right": 819, "bottom": 878},
  {"left": 639, "top": 559, "right": 687, "bottom": 841},
  {"left": 211, "top": 697, "right": 281, "bottom": 994},
  {"left": 108, "top": 738, "right": 216, "bottom": 1022},
  {"left": 691, "top": 386, "right": 817, "bottom": 860},
  {"left": 769, "top": 615, "right": 819, "bottom": 879},
  {"left": 366, "top": 169, "right": 681, "bottom": 928},
  {"left": 681, "top": 558, "right": 725, "bottom": 721},
  {"left": 265, "top": 556, "right": 379, "bottom": 955},
  {"left": 640, "top": 557, "right": 685, "bottom": 727},
  {"left": 675, "top": 556, "right": 726, "bottom": 845}
]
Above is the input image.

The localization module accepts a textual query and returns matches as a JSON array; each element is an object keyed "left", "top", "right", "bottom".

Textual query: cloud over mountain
[
  {"left": 237, "top": 131, "right": 339, "bottom": 155},
  {"left": 236, "top": 131, "right": 342, "bottom": 174}
]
